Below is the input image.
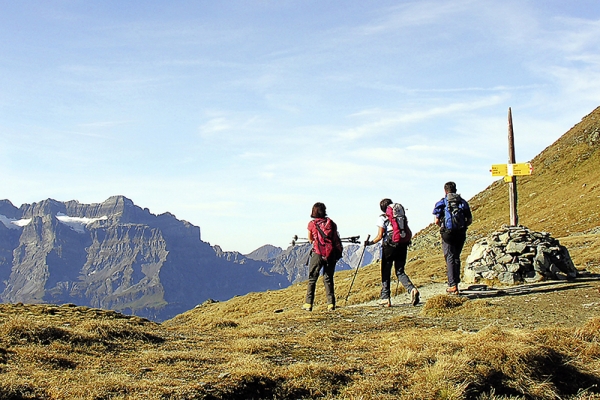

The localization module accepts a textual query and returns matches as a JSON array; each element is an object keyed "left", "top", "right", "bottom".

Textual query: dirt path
[{"left": 347, "top": 273, "right": 600, "bottom": 331}]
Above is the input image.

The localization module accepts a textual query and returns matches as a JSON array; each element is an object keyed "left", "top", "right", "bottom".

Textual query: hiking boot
[
  {"left": 446, "top": 286, "right": 459, "bottom": 295},
  {"left": 327, "top": 304, "right": 336, "bottom": 311},
  {"left": 378, "top": 298, "right": 391, "bottom": 307},
  {"left": 411, "top": 288, "right": 420, "bottom": 306},
  {"left": 302, "top": 303, "right": 313, "bottom": 311}
]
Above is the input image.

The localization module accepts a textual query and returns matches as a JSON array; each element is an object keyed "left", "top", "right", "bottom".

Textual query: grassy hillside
[{"left": 0, "top": 107, "right": 599, "bottom": 399}]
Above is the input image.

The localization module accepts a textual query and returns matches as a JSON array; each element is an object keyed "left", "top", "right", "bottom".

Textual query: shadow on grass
[
  {"left": 465, "top": 347, "right": 600, "bottom": 399},
  {"left": 207, "top": 371, "right": 353, "bottom": 400}
]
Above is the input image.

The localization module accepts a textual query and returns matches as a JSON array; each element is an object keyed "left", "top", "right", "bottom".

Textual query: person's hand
[{"left": 364, "top": 240, "right": 372, "bottom": 246}]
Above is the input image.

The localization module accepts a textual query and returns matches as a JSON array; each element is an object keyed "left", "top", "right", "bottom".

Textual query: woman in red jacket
[{"left": 303, "top": 202, "right": 342, "bottom": 312}]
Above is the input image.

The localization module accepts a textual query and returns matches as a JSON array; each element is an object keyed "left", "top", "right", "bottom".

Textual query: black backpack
[{"left": 442, "top": 193, "right": 467, "bottom": 231}]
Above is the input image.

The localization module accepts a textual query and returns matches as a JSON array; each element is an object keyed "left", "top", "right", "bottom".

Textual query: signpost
[
  {"left": 491, "top": 162, "right": 533, "bottom": 182},
  {"left": 489, "top": 108, "right": 533, "bottom": 226}
]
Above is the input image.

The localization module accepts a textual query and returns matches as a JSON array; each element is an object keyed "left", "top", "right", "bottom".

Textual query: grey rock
[
  {"left": 507, "top": 263, "right": 521, "bottom": 273},
  {"left": 466, "top": 242, "right": 487, "bottom": 264},
  {"left": 506, "top": 241, "right": 527, "bottom": 254},
  {"left": 498, "top": 272, "right": 520, "bottom": 285},
  {"left": 494, "top": 263, "right": 507, "bottom": 273},
  {"left": 497, "top": 254, "right": 515, "bottom": 264},
  {"left": 524, "top": 271, "right": 545, "bottom": 283},
  {"left": 481, "top": 270, "right": 498, "bottom": 280}
]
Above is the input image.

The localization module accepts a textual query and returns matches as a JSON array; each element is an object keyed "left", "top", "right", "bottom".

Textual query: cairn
[{"left": 464, "top": 225, "right": 577, "bottom": 285}]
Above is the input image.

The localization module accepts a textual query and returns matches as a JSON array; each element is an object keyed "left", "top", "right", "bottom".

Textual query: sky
[{"left": 1, "top": 1, "right": 600, "bottom": 254}]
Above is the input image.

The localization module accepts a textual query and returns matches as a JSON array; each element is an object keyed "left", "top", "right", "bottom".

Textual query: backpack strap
[{"left": 314, "top": 218, "right": 327, "bottom": 242}]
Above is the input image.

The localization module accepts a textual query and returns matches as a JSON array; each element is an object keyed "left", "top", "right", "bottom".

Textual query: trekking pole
[
  {"left": 291, "top": 235, "right": 309, "bottom": 246},
  {"left": 344, "top": 234, "right": 370, "bottom": 305},
  {"left": 340, "top": 235, "right": 360, "bottom": 244}
]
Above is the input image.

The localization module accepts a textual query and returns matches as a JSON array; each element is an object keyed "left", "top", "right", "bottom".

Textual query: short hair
[
  {"left": 311, "top": 202, "right": 327, "bottom": 218},
  {"left": 380, "top": 198, "right": 392, "bottom": 213},
  {"left": 444, "top": 182, "right": 457, "bottom": 193}
]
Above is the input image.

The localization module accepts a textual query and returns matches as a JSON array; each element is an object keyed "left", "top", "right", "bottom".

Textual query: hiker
[
  {"left": 365, "top": 198, "right": 420, "bottom": 307},
  {"left": 432, "top": 181, "right": 473, "bottom": 295},
  {"left": 303, "top": 202, "right": 343, "bottom": 312}
]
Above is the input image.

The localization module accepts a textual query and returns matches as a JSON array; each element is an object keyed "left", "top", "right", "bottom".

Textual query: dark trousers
[
  {"left": 380, "top": 243, "right": 415, "bottom": 300},
  {"left": 441, "top": 230, "right": 466, "bottom": 287},
  {"left": 305, "top": 252, "right": 336, "bottom": 306}
]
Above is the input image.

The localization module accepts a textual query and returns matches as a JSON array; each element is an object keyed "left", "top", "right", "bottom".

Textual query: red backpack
[
  {"left": 385, "top": 203, "right": 412, "bottom": 246},
  {"left": 313, "top": 218, "right": 343, "bottom": 262}
]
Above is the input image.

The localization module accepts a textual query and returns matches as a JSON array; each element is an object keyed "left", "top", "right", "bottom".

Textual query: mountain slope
[{"left": 402, "top": 105, "right": 600, "bottom": 289}]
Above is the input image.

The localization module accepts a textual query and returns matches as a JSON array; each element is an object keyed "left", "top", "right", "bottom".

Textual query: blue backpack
[{"left": 443, "top": 193, "right": 467, "bottom": 231}]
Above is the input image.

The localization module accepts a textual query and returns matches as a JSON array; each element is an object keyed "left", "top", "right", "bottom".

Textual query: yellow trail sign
[
  {"left": 491, "top": 162, "right": 532, "bottom": 177},
  {"left": 491, "top": 164, "right": 508, "bottom": 177},
  {"left": 511, "top": 162, "right": 533, "bottom": 176}
]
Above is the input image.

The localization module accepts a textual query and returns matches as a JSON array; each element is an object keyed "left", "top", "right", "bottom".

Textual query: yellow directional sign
[
  {"left": 491, "top": 162, "right": 533, "bottom": 177},
  {"left": 511, "top": 162, "right": 533, "bottom": 176},
  {"left": 491, "top": 164, "right": 508, "bottom": 177}
]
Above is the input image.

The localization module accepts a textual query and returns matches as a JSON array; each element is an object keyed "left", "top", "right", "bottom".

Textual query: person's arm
[
  {"left": 372, "top": 226, "right": 385, "bottom": 244},
  {"left": 432, "top": 198, "right": 444, "bottom": 226},
  {"left": 308, "top": 229, "right": 314, "bottom": 244},
  {"left": 365, "top": 225, "right": 385, "bottom": 246}
]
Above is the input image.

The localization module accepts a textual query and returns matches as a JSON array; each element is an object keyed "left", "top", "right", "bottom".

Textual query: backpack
[
  {"left": 442, "top": 193, "right": 467, "bottom": 231},
  {"left": 313, "top": 218, "right": 343, "bottom": 262},
  {"left": 384, "top": 203, "right": 412, "bottom": 246}
]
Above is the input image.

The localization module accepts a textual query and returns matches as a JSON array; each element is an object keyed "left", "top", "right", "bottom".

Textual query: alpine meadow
[{"left": 0, "top": 107, "right": 599, "bottom": 399}]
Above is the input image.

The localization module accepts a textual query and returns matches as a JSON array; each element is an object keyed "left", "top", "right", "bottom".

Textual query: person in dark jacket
[
  {"left": 432, "top": 182, "right": 472, "bottom": 295},
  {"left": 303, "top": 202, "right": 342, "bottom": 311},
  {"left": 365, "top": 198, "right": 419, "bottom": 307}
]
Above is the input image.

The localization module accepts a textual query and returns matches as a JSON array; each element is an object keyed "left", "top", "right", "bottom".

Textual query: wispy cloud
[
  {"left": 358, "top": 0, "right": 475, "bottom": 35},
  {"left": 338, "top": 96, "right": 507, "bottom": 140}
]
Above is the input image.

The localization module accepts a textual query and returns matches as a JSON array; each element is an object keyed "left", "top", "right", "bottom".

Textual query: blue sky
[{"left": 1, "top": 1, "right": 599, "bottom": 254}]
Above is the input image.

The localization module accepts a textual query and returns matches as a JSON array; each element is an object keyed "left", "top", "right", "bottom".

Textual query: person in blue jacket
[{"left": 432, "top": 182, "right": 472, "bottom": 295}]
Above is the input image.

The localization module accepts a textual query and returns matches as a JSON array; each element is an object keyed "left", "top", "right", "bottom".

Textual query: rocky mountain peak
[
  {"left": 0, "top": 200, "right": 19, "bottom": 219},
  {"left": 20, "top": 198, "right": 66, "bottom": 218}
]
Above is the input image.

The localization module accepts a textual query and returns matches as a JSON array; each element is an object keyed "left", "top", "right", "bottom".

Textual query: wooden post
[{"left": 507, "top": 108, "right": 518, "bottom": 226}]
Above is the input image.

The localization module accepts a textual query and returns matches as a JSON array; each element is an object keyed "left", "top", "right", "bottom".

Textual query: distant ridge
[{"left": 245, "top": 244, "right": 283, "bottom": 261}]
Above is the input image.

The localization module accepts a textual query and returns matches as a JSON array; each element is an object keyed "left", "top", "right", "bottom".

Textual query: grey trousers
[
  {"left": 380, "top": 243, "right": 415, "bottom": 300},
  {"left": 305, "top": 252, "right": 336, "bottom": 306},
  {"left": 441, "top": 230, "right": 466, "bottom": 287}
]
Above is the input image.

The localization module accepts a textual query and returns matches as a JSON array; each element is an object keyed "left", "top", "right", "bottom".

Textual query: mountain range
[{"left": 0, "top": 196, "right": 380, "bottom": 321}]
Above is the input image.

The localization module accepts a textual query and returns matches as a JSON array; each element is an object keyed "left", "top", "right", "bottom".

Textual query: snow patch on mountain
[
  {"left": 56, "top": 213, "right": 108, "bottom": 233},
  {"left": 0, "top": 215, "right": 32, "bottom": 229}
]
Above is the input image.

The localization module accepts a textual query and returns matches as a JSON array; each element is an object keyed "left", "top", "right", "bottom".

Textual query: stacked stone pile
[{"left": 464, "top": 225, "right": 578, "bottom": 285}]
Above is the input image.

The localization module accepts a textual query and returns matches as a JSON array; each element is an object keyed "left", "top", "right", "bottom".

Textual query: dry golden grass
[{"left": 1, "top": 281, "right": 600, "bottom": 399}]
